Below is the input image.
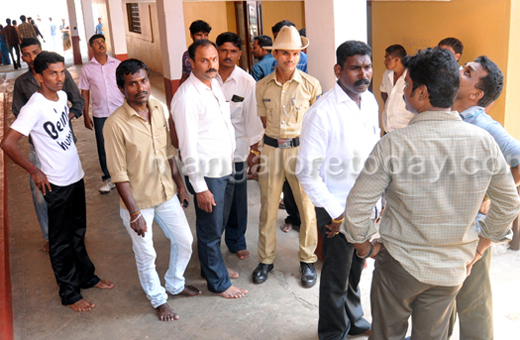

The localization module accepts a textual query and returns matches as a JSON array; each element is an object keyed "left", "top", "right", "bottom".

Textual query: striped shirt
[{"left": 344, "top": 110, "right": 520, "bottom": 286}]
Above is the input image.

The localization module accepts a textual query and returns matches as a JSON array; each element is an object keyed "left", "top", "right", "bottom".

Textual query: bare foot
[
  {"left": 155, "top": 303, "right": 179, "bottom": 321},
  {"left": 218, "top": 285, "right": 248, "bottom": 299},
  {"left": 42, "top": 241, "right": 49, "bottom": 252},
  {"left": 67, "top": 298, "right": 95, "bottom": 312},
  {"left": 236, "top": 249, "right": 250, "bottom": 260},
  {"left": 227, "top": 268, "right": 239, "bottom": 279},
  {"left": 280, "top": 223, "right": 294, "bottom": 233},
  {"left": 175, "top": 285, "right": 202, "bottom": 297},
  {"left": 94, "top": 279, "right": 114, "bottom": 289}
]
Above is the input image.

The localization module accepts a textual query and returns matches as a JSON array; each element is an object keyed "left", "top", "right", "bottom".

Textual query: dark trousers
[
  {"left": 224, "top": 162, "right": 248, "bottom": 253},
  {"left": 316, "top": 207, "right": 370, "bottom": 340},
  {"left": 7, "top": 42, "right": 20, "bottom": 67},
  {"left": 187, "top": 176, "right": 234, "bottom": 293},
  {"left": 44, "top": 179, "right": 100, "bottom": 305},
  {"left": 93, "top": 117, "right": 110, "bottom": 181},
  {"left": 283, "top": 179, "right": 301, "bottom": 227}
]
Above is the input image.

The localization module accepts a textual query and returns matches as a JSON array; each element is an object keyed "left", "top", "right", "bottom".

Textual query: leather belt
[{"left": 264, "top": 135, "right": 300, "bottom": 149}]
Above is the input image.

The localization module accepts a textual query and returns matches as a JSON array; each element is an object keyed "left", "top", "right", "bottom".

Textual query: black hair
[
  {"left": 254, "top": 35, "right": 272, "bottom": 49},
  {"left": 34, "top": 51, "right": 64, "bottom": 75},
  {"left": 298, "top": 28, "right": 306, "bottom": 37},
  {"left": 6, "top": 19, "right": 11, "bottom": 25},
  {"left": 116, "top": 59, "right": 150, "bottom": 89},
  {"left": 188, "top": 39, "right": 217, "bottom": 61},
  {"left": 20, "top": 38, "right": 41, "bottom": 50},
  {"left": 12, "top": 20, "right": 17, "bottom": 25},
  {"left": 0, "top": 25, "right": 3, "bottom": 30},
  {"left": 474, "top": 56, "right": 504, "bottom": 107},
  {"left": 216, "top": 32, "right": 241, "bottom": 49},
  {"left": 88, "top": 34, "right": 105, "bottom": 46},
  {"left": 385, "top": 44, "right": 407, "bottom": 60},
  {"left": 402, "top": 47, "right": 460, "bottom": 108},
  {"left": 20, "top": 15, "right": 26, "bottom": 22},
  {"left": 271, "top": 20, "right": 295, "bottom": 35},
  {"left": 189, "top": 20, "right": 211, "bottom": 35},
  {"left": 336, "top": 41, "right": 372, "bottom": 67},
  {"left": 438, "top": 37, "right": 464, "bottom": 55}
]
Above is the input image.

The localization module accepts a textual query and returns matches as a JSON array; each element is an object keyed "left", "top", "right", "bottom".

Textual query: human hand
[
  {"left": 131, "top": 214, "right": 147, "bottom": 237},
  {"left": 196, "top": 190, "right": 216, "bottom": 213},
  {"left": 32, "top": 168, "right": 52, "bottom": 195},
  {"left": 84, "top": 115, "right": 94, "bottom": 130},
  {"left": 479, "top": 199, "right": 491, "bottom": 215}
]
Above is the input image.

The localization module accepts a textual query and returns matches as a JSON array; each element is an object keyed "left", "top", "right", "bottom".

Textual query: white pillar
[
  {"left": 156, "top": 0, "right": 188, "bottom": 105},
  {"left": 106, "top": 0, "right": 128, "bottom": 59},
  {"left": 66, "top": 0, "right": 83, "bottom": 64},
  {"left": 304, "top": 0, "right": 368, "bottom": 92},
  {"left": 81, "top": 0, "right": 95, "bottom": 38}
]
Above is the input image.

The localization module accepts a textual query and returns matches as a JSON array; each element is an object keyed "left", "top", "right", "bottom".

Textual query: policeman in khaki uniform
[{"left": 253, "top": 26, "right": 322, "bottom": 288}]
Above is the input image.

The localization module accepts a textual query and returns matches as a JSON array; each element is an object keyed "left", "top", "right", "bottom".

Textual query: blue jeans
[
  {"left": 186, "top": 176, "right": 234, "bottom": 293},
  {"left": 29, "top": 144, "right": 49, "bottom": 241},
  {"left": 93, "top": 117, "right": 110, "bottom": 181},
  {"left": 224, "top": 162, "right": 248, "bottom": 253}
]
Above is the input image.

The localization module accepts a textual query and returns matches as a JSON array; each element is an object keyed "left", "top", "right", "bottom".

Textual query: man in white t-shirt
[
  {"left": 380, "top": 44, "right": 415, "bottom": 133},
  {"left": 1, "top": 51, "right": 113, "bottom": 312}
]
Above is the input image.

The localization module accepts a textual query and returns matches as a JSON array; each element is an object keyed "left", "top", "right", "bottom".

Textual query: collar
[
  {"left": 459, "top": 106, "right": 485, "bottom": 120},
  {"left": 408, "top": 110, "right": 461, "bottom": 125},
  {"left": 188, "top": 72, "right": 218, "bottom": 94},
  {"left": 20, "top": 69, "right": 39, "bottom": 86},
  {"left": 266, "top": 68, "right": 302, "bottom": 86},
  {"left": 217, "top": 66, "right": 238, "bottom": 85},
  {"left": 122, "top": 97, "right": 160, "bottom": 119},
  {"left": 89, "top": 54, "right": 117, "bottom": 66},
  {"left": 260, "top": 53, "right": 274, "bottom": 61}
]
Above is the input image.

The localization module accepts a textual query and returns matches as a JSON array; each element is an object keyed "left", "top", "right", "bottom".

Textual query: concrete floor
[{"left": 3, "top": 62, "right": 520, "bottom": 340}]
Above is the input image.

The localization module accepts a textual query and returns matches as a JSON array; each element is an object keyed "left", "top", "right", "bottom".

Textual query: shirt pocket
[
  {"left": 230, "top": 101, "right": 244, "bottom": 125},
  {"left": 293, "top": 99, "right": 310, "bottom": 124}
]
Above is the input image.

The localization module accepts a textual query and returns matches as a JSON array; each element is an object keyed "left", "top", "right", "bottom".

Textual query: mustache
[
  {"left": 223, "top": 58, "right": 233, "bottom": 63},
  {"left": 206, "top": 68, "right": 218, "bottom": 73},
  {"left": 354, "top": 78, "right": 370, "bottom": 86},
  {"left": 136, "top": 91, "right": 148, "bottom": 97}
]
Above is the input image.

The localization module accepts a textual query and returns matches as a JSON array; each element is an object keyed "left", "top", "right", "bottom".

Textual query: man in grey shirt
[
  {"left": 344, "top": 47, "right": 520, "bottom": 340},
  {"left": 13, "top": 38, "right": 84, "bottom": 251}
]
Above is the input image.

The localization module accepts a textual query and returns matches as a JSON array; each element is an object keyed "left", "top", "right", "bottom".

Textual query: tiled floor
[{"left": 4, "top": 61, "right": 520, "bottom": 340}]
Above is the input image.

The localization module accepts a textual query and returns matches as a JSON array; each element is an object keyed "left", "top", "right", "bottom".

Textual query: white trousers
[{"left": 120, "top": 195, "right": 193, "bottom": 308}]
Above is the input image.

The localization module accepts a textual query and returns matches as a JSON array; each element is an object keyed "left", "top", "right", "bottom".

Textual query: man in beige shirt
[
  {"left": 344, "top": 47, "right": 520, "bottom": 339},
  {"left": 253, "top": 26, "right": 322, "bottom": 288},
  {"left": 104, "top": 59, "right": 200, "bottom": 322}
]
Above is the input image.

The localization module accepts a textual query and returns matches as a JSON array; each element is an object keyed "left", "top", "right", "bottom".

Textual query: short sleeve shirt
[
  {"left": 10, "top": 91, "right": 84, "bottom": 186},
  {"left": 256, "top": 69, "right": 321, "bottom": 139}
]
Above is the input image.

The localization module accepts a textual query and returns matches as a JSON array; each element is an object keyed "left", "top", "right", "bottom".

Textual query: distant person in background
[
  {"left": 438, "top": 37, "right": 464, "bottom": 62},
  {"left": 251, "top": 35, "right": 273, "bottom": 81},
  {"left": 380, "top": 44, "right": 414, "bottom": 134},
  {"left": 31, "top": 19, "right": 45, "bottom": 42},
  {"left": 0, "top": 25, "right": 11, "bottom": 65},
  {"left": 49, "top": 17, "right": 58, "bottom": 50},
  {"left": 95, "top": 17, "right": 104, "bottom": 35},
  {"left": 12, "top": 20, "right": 20, "bottom": 39},
  {"left": 4, "top": 19, "right": 21, "bottom": 69},
  {"left": 18, "top": 15, "right": 37, "bottom": 40},
  {"left": 60, "top": 19, "right": 71, "bottom": 51},
  {"left": 178, "top": 20, "right": 212, "bottom": 86},
  {"left": 298, "top": 28, "right": 307, "bottom": 54}
]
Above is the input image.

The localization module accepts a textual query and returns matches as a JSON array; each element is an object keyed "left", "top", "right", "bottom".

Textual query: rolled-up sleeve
[
  {"left": 103, "top": 121, "right": 130, "bottom": 183},
  {"left": 344, "top": 142, "right": 389, "bottom": 243}
]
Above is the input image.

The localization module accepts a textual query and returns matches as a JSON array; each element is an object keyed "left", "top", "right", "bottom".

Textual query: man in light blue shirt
[
  {"left": 450, "top": 55, "right": 520, "bottom": 340},
  {"left": 251, "top": 35, "right": 273, "bottom": 81}
]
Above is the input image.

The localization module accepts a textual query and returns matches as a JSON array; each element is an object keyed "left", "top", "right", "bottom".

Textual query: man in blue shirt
[
  {"left": 450, "top": 55, "right": 520, "bottom": 340},
  {"left": 251, "top": 35, "right": 273, "bottom": 81},
  {"left": 95, "top": 17, "right": 104, "bottom": 35}
]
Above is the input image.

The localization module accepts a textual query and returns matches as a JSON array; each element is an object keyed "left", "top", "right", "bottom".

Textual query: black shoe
[
  {"left": 300, "top": 262, "right": 317, "bottom": 288},
  {"left": 252, "top": 263, "right": 273, "bottom": 284}
]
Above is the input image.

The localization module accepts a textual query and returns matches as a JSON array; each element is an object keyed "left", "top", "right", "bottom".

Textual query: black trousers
[
  {"left": 316, "top": 207, "right": 370, "bottom": 340},
  {"left": 7, "top": 42, "right": 20, "bottom": 66},
  {"left": 93, "top": 117, "right": 110, "bottom": 181},
  {"left": 44, "top": 179, "right": 100, "bottom": 305},
  {"left": 283, "top": 179, "right": 301, "bottom": 227}
]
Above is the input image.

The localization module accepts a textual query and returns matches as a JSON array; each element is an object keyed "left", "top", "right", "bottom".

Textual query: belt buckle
[{"left": 277, "top": 139, "right": 292, "bottom": 149}]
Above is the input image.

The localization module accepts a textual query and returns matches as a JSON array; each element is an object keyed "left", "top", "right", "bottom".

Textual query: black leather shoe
[
  {"left": 300, "top": 262, "right": 317, "bottom": 288},
  {"left": 252, "top": 263, "right": 273, "bottom": 284}
]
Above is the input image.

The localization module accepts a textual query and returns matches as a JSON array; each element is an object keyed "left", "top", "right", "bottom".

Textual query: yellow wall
[
  {"left": 182, "top": 1, "right": 236, "bottom": 48},
  {"left": 504, "top": 0, "right": 520, "bottom": 138},
  {"left": 262, "top": 1, "right": 305, "bottom": 39},
  {"left": 123, "top": 2, "right": 163, "bottom": 73},
  {"left": 372, "top": 0, "right": 517, "bottom": 137}
]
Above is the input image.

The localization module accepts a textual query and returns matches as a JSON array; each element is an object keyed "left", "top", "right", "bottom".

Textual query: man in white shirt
[
  {"left": 380, "top": 44, "right": 415, "bottom": 134},
  {"left": 216, "top": 32, "right": 264, "bottom": 262},
  {"left": 297, "top": 41, "right": 378, "bottom": 339},
  {"left": 1, "top": 51, "right": 113, "bottom": 312},
  {"left": 171, "top": 39, "right": 248, "bottom": 299},
  {"left": 79, "top": 34, "right": 124, "bottom": 194}
]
